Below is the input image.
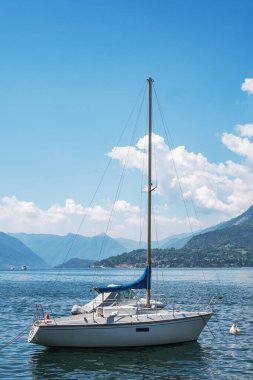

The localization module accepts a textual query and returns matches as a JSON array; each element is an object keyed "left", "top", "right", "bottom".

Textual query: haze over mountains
[
  {"left": 0, "top": 231, "right": 191, "bottom": 269},
  {"left": 10, "top": 233, "right": 127, "bottom": 267},
  {"left": 0, "top": 232, "right": 48, "bottom": 269},
  {"left": 1, "top": 205, "right": 253, "bottom": 268},
  {"left": 8, "top": 233, "right": 185, "bottom": 267}
]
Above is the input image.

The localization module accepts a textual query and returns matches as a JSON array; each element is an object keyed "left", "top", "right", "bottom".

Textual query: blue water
[{"left": 0, "top": 268, "right": 252, "bottom": 379}]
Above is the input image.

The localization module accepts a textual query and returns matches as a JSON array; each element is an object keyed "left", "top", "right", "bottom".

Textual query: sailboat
[{"left": 28, "top": 78, "right": 213, "bottom": 348}]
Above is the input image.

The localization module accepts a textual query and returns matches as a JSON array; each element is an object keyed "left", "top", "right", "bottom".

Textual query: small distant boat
[
  {"left": 21, "top": 265, "right": 27, "bottom": 271},
  {"left": 28, "top": 78, "right": 213, "bottom": 348}
]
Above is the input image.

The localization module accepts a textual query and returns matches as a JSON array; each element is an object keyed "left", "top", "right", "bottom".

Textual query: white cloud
[
  {"left": 114, "top": 200, "right": 140, "bottom": 213},
  {"left": 48, "top": 199, "right": 85, "bottom": 216},
  {"left": 108, "top": 146, "right": 145, "bottom": 170},
  {"left": 0, "top": 196, "right": 143, "bottom": 238},
  {"left": 0, "top": 196, "right": 67, "bottom": 233},
  {"left": 0, "top": 193, "right": 204, "bottom": 240},
  {"left": 86, "top": 205, "right": 111, "bottom": 221},
  {"left": 107, "top": 131, "right": 253, "bottom": 225},
  {"left": 0, "top": 196, "right": 109, "bottom": 234},
  {"left": 241, "top": 78, "right": 253, "bottom": 95},
  {"left": 236, "top": 123, "right": 253, "bottom": 137},
  {"left": 222, "top": 132, "right": 253, "bottom": 160}
]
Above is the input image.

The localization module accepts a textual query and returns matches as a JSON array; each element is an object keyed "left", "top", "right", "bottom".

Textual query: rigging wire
[
  {"left": 150, "top": 124, "right": 161, "bottom": 295},
  {"left": 153, "top": 86, "right": 225, "bottom": 327},
  {"left": 153, "top": 85, "right": 196, "bottom": 238},
  {"left": 132, "top": 106, "right": 148, "bottom": 284},
  {"left": 138, "top": 104, "right": 149, "bottom": 250},
  {"left": 50, "top": 82, "right": 147, "bottom": 286},
  {"left": 152, "top": 84, "right": 212, "bottom": 304},
  {"left": 91, "top": 82, "right": 148, "bottom": 288}
]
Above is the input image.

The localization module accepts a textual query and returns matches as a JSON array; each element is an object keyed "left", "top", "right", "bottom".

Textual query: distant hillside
[
  {"left": 96, "top": 205, "right": 253, "bottom": 268},
  {"left": 95, "top": 246, "right": 253, "bottom": 268},
  {"left": 115, "top": 237, "right": 185, "bottom": 250},
  {"left": 160, "top": 233, "right": 193, "bottom": 249},
  {"left": 216, "top": 205, "right": 253, "bottom": 230},
  {"left": 54, "top": 258, "right": 95, "bottom": 269},
  {"left": 10, "top": 232, "right": 195, "bottom": 266},
  {"left": 10, "top": 233, "right": 127, "bottom": 266},
  {"left": 115, "top": 235, "right": 198, "bottom": 251},
  {"left": 160, "top": 224, "right": 226, "bottom": 249},
  {"left": 0, "top": 232, "right": 48, "bottom": 269},
  {"left": 114, "top": 237, "right": 146, "bottom": 251},
  {"left": 9, "top": 205, "right": 253, "bottom": 268},
  {"left": 186, "top": 205, "right": 253, "bottom": 250}
]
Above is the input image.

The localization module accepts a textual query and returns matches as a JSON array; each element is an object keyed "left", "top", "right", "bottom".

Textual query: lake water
[{"left": 0, "top": 268, "right": 252, "bottom": 379}]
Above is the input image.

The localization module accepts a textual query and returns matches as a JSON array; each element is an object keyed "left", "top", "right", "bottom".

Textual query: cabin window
[{"left": 136, "top": 327, "right": 149, "bottom": 332}]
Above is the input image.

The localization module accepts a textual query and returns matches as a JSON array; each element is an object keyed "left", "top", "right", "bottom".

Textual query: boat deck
[{"left": 37, "top": 309, "right": 212, "bottom": 327}]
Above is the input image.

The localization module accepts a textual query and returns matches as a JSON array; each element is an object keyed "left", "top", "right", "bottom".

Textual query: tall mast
[{"left": 146, "top": 77, "right": 153, "bottom": 308}]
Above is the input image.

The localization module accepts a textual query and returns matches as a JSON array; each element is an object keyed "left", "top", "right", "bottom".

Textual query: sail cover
[{"left": 93, "top": 266, "right": 151, "bottom": 293}]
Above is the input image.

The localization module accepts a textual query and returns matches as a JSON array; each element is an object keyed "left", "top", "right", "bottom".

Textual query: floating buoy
[{"left": 229, "top": 323, "right": 240, "bottom": 334}]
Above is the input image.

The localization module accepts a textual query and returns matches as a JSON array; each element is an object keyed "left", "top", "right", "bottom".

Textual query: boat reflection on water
[{"left": 29, "top": 341, "right": 211, "bottom": 379}]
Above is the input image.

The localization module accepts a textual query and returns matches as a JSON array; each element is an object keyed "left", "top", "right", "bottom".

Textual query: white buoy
[{"left": 229, "top": 323, "right": 240, "bottom": 334}]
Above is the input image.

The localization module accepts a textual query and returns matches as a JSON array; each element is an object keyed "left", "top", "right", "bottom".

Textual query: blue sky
[{"left": 0, "top": 0, "right": 253, "bottom": 239}]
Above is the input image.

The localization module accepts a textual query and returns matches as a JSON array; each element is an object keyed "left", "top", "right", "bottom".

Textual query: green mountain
[
  {"left": 96, "top": 206, "right": 253, "bottom": 268},
  {"left": 159, "top": 223, "right": 228, "bottom": 249},
  {"left": 215, "top": 205, "right": 253, "bottom": 230},
  {"left": 10, "top": 233, "right": 126, "bottom": 266},
  {"left": 54, "top": 258, "right": 95, "bottom": 269},
  {"left": 95, "top": 245, "right": 253, "bottom": 268},
  {"left": 0, "top": 232, "right": 49, "bottom": 269},
  {"left": 186, "top": 205, "right": 253, "bottom": 250}
]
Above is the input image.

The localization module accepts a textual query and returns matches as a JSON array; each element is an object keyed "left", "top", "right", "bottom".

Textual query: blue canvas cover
[{"left": 93, "top": 266, "right": 151, "bottom": 293}]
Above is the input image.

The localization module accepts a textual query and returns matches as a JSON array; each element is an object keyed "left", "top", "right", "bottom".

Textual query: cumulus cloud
[
  {"left": 222, "top": 132, "right": 253, "bottom": 160},
  {"left": 3, "top": 122, "right": 253, "bottom": 239},
  {"left": 235, "top": 123, "right": 253, "bottom": 137},
  {"left": 241, "top": 78, "right": 253, "bottom": 95},
  {"left": 107, "top": 130, "right": 253, "bottom": 224},
  {"left": 0, "top": 196, "right": 142, "bottom": 237},
  {"left": 0, "top": 196, "right": 67, "bottom": 233},
  {"left": 114, "top": 200, "right": 140, "bottom": 213}
]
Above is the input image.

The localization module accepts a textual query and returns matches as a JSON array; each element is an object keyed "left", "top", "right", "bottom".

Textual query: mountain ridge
[
  {"left": 0, "top": 232, "right": 49, "bottom": 269},
  {"left": 186, "top": 205, "right": 253, "bottom": 249},
  {"left": 10, "top": 233, "right": 127, "bottom": 266},
  {"left": 6, "top": 204, "right": 253, "bottom": 268},
  {"left": 95, "top": 205, "right": 253, "bottom": 268}
]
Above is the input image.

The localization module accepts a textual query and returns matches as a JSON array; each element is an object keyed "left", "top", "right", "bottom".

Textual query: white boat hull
[{"left": 28, "top": 311, "right": 212, "bottom": 348}]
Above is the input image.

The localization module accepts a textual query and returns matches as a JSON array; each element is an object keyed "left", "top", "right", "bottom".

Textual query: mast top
[{"left": 147, "top": 77, "right": 154, "bottom": 83}]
